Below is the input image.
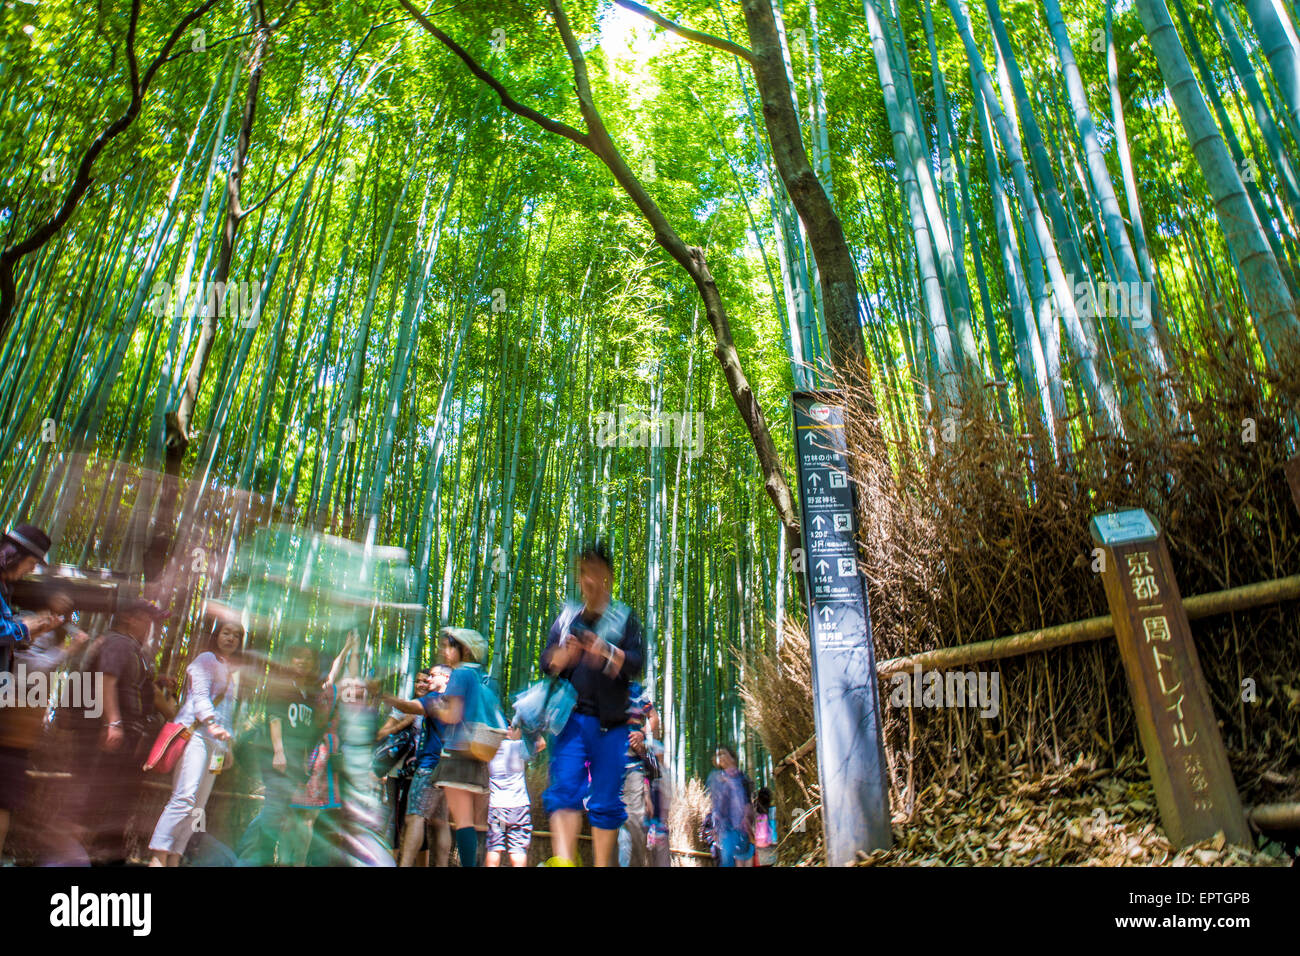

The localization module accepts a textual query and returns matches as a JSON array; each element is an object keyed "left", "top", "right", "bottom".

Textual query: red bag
[
  {"left": 143, "top": 722, "right": 193, "bottom": 774},
  {"left": 142, "top": 662, "right": 232, "bottom": 774}
]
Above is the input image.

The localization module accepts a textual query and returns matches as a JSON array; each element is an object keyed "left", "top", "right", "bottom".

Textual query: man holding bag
[{"left": 539, "top": 542, "right": 643, "bottom": 867}]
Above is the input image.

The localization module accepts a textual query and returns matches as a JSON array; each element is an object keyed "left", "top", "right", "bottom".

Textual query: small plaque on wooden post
[{"left": 1090, "top": 508, "right": 1251, "bottom": 849}]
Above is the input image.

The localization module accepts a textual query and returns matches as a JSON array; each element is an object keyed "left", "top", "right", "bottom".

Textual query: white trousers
[{"left": 148, "top": 733, "right": 219, "bottom": 855}]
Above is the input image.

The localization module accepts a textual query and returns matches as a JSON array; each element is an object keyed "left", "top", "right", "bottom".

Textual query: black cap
[{"left": 3, "top": 524, "right": 51, "bottom": 565}]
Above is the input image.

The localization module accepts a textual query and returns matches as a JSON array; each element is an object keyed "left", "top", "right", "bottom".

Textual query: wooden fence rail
[{"left": 775, "top": 573, "right": 1300, "bottom": 774}]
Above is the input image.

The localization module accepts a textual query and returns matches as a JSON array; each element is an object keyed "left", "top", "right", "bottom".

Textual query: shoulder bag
[{"left": 142, "top": 662, "right": 229, "bottom": 775}]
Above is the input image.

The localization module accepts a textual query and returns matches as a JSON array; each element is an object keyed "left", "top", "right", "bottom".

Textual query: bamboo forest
[{"left": 0, "top": 0, "right": 1297, "bottom": 879}]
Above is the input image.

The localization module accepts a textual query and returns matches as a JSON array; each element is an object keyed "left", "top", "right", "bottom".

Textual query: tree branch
[
  {"left": 548, "top": 0, "right": 800, "bottom": 538},
  {"left": 612, "top": 0, "right": 754, "bottom": 64},
  {"left": 157, "top": 7, "right": 362, "bottom": 69},
  {"left": 126, "top": 0, "right": 143, "bottom": 98},
  {"left": 398, "top": 0, "right": 800, "bottom": 539},
  {"left": 0, "top": 0, "right": 219, "bottom": 337},
  {"left": 4, "top": 0, "right": 216, "bottom": 263},
  {"left": 396, "top": 0, "right": 589, "bottom": 148}
]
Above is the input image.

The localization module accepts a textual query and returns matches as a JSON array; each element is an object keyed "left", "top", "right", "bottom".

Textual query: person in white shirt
[
  {"left": 147, "top": 619, "right": 242, "bottom": 866},
  {"left": 485, "top": 724, "right": 537, "bottom": 866}
]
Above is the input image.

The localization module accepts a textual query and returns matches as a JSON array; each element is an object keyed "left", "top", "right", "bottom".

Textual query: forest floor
[{"left": 790, "top": 758, "right": 1291, "bottom": 867}]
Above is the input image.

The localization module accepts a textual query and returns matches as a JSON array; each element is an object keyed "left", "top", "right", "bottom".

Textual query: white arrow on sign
[
  {"left": 818, "top": 606, "right": 834, "bottom": 622},
  {"left": 807, "top": 473, "right": 821, "bottom": 489},
  {"left": 812, "top": 514, "right": 826, "bottom": 529},
  {"left": 815, "top": 558, "right": 830, "bottom": 573}
]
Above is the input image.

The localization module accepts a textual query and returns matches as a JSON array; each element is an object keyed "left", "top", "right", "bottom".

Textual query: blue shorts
[
  {"left": 717, "top": 830, "right": 754, "bottom": 867},
  {"left": 543, "top": 713, "right": 630, "bottom": 830}
]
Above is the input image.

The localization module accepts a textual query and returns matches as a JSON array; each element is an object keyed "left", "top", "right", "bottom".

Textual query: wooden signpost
[
  {"left": 792, "top": 391, "right": 892, "bottom": 865},
  {"left": 1090, "top": 509, "right": 1251, "bottom": 848}
]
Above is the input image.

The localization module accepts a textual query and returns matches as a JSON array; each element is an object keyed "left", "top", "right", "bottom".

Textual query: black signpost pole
[{"left": 792, "top": 390, "right": 892, "bottom": 865}]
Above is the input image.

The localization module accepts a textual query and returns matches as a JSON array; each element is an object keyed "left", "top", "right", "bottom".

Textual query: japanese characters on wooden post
[{"left": 1091, "top": 509, "right": 1251, "bottom": 848}]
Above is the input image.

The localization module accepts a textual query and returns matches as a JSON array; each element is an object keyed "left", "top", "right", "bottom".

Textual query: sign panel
[
  {"left": 792, "top": 391, "right": 892, "bottom": 864},
  {"left": 1091, "top": 509, "right": 1251, "bottom": 848},
  {"left": 1090, "top": 508, "right": 1159, "bottom": 547}
]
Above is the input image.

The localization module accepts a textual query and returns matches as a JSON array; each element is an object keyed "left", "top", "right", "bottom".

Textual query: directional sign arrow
[{"left": 792, "top": 390, "right": 892, "bottom": 863}]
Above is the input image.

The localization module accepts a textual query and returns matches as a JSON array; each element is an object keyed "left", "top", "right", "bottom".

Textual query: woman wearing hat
[
  {"left": 428, "top": 627, "right": 491, "bottom": 867},
  {"left": 146, "top": 617, "right": 245, "bottom": 866},
  {"left": 0, "top": 524, "right": 64, "bottom": 676}
]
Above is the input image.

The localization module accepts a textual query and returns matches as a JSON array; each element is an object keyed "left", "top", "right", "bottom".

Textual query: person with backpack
[
  {"left": 619, "top": 682, "right": 658, "bottom": 867},
  {"left": 373, "top": 706, "right": 416, "bottom": 851},
  {"left": 706, "top": 745, "right": 755, "bottom": 868},
  {"left": 146, "top": 617, "right": 244, "bottom": 866},
  {"left": 539, "top": 541, "right": 644, "bottom": 867},
  {"left": 68, "top": 599, "right": 176, "bottom": 864},
  {"left": 288, "top": 632, "right": 359, "bottom": 865},
  {"left": 377, "top": 663, "right": 454, "bottom": 866},
  {"left": 699, "top": 811, "right": 719, "bottom": 866},
  {"left": 317, "top": 648, "right": 393, "bottom": 866},
  {"left": 0, "top": 610, "right": 87, "bottom": 861},
  {"left": 0, "top": 525, "right": 64, "bottom": 679},
  {"left": 373, "top": 667, "right": 422, "bottom": 857},
  {"left": 644, "top": 740, "right": 671, "bottom": 867}
]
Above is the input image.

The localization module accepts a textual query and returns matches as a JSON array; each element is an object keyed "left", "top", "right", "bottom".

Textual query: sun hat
[{"left": 440, "top": 626, "right": 487, "bottom": 665}]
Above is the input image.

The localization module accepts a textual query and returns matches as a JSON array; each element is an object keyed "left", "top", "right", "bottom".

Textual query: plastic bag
[{"left": 512, "top": 676, "right": 576, "bottom": 739}]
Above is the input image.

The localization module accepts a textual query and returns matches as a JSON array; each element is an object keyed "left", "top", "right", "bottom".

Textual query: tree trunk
[
  {"left": 167, "top": 25, "right": 271, "bottom": 478},
  {"left": 739, "top": 0, "right": 875, "bottom": 407}
]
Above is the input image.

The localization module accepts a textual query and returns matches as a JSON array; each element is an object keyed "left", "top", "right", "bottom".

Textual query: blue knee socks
[{"left": 455, "top": 827, "right": 478, "bottom": 867}]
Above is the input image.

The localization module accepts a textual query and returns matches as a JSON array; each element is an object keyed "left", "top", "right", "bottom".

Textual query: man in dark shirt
[
  {"left": 540, "top": 542, "right": 643, "bottom": 867},
  {"left": 265, "top": 657, "right": 318, "bottom": 775},
  {"left": 236, "top": 642, "right": 318, "bottom": 866},
  {"left": 75, "top": 599, "right": 172, "bottom": 864}
]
